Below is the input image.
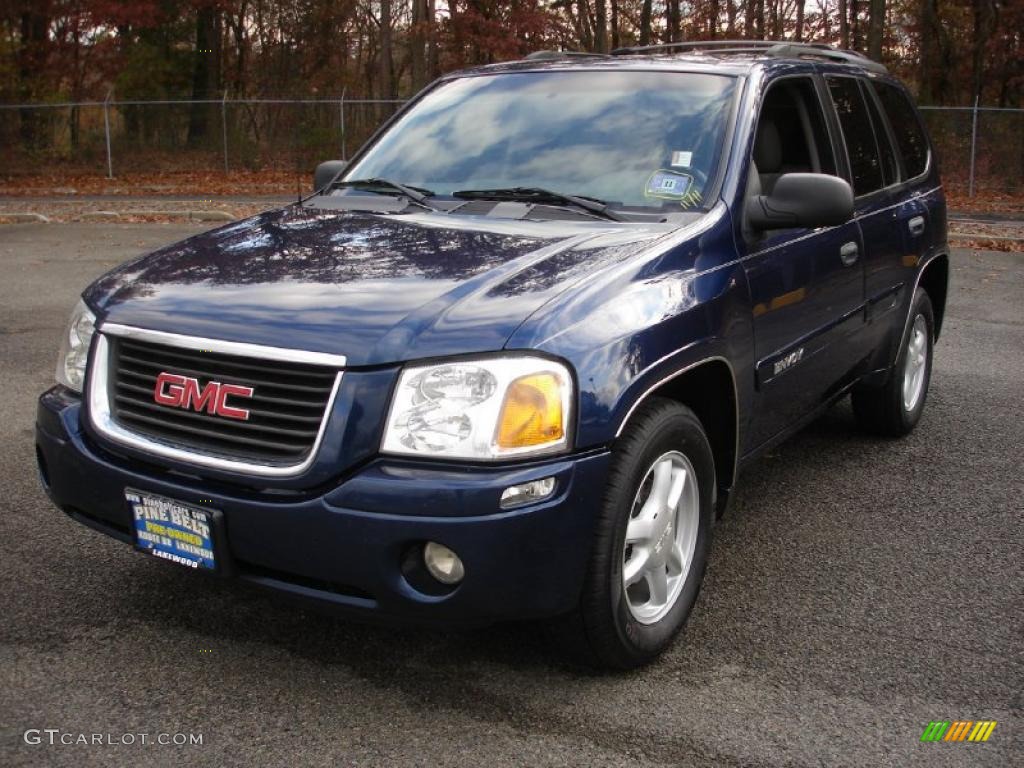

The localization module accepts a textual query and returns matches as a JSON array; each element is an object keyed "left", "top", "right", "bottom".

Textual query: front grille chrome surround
[{"left": 87, "top": 324, "right": 345, "bottom": 477}]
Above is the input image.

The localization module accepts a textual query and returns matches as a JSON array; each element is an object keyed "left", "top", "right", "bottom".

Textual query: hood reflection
[{"left": 85, "top": 205, "right": 672, "bottom": 366}]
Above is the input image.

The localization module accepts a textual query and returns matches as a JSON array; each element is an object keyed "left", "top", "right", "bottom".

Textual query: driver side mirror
[
  {"left": 746, "top": 173, "right": 854, "bottom": 231},
  {"left": 313, "top": 160, "right": 348, "bottom": 193}
]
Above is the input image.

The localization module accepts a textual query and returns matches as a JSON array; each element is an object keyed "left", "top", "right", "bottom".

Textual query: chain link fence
[
  {"left": 0, "top": 98, "right": 406, "bottom": 180},
  {"left": 0, "top": 98, "right": 1021, "bottom": 198},
  {"left": 919, "top": 105, "right": 1024, "bottom": 198}
]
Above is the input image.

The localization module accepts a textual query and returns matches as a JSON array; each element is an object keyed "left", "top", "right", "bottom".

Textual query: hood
[{"left": 86, "top": 205, "right": 675, "bottom": 366}]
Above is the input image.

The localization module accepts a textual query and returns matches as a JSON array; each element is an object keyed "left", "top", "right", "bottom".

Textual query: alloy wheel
[
  {"left": 622, "top": 451, "right": 700, "bottom": 625},
  {"left": 902, "top": 314, "right": 929, "bottom": 412}
]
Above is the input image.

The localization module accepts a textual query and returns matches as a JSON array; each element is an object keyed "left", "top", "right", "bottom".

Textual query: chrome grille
[{"left": 104, "top": 335, "right": 340, "bottom": 466}]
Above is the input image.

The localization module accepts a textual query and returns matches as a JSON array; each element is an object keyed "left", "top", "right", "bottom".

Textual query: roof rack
[
  {"left": 524, "top": 50, "right": 609, "bottom": 61},
  {"left": 609, "top": 40, "right": 888, "bottom": 74}
]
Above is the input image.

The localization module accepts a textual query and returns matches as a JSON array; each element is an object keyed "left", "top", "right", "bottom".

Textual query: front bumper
[{"left": 35, "top": 387, "right": 610, "bottom": 625}]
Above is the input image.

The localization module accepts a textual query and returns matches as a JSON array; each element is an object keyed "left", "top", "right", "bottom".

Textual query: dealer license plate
[{"left": 127, "top": 489, "right": 217, "bottom": 571}]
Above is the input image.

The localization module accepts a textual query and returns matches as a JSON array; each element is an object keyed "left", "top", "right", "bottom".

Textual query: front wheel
[
  {"left": 852, "top": 288, "right": 935, "bottom": 437},
  {"left": 561, "top": 398, "right": 715, "bottom": 670}
]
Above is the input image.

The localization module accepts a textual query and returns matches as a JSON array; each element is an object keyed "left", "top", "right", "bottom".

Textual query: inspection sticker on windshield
[
  {"left": 127, "top": 489, "right": 217, "bottom": 570},
  {"left": 645, "top": 170, "right": 693, "bottom": 200},
  {"left": 670, "top": 151, "right": 693, "bottom": 168}
]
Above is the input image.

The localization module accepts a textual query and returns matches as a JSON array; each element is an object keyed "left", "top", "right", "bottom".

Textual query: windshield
[{"left": 344, "top": 70, "right": 737, "bottom": 212}]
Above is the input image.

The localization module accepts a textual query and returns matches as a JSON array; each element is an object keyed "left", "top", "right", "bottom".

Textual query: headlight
[
  {"left": 382, "top": 356, "right": 573, "bottom": 460},
  {"left": 55, "top": 298, "right": 96, "bottom": 393}
]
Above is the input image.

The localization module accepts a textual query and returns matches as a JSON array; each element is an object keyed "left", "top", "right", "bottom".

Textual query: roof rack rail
[
  {"left": 525, "top": 50, "right": 608, "bottom": 61},
  {"left": 609, "top": 39, "right": 888, "bottom": 74}
]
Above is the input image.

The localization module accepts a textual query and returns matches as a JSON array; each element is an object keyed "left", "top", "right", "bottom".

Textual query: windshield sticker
[
  {"left": 677, "top": 188, "right": 703, "bottom": 210},
  {"left": 645, "top": 170, "right": 693, "bottom": 200},
  {"left": 670, "top": 151, "right": 693, "bottom": 168}
]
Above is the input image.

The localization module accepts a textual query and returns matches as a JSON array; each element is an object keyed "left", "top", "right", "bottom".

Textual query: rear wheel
[
  {"left": 852, "top": 288, "right": 935, "bottom": 436},
  {"left": 560, "top": 398, "right": 715, "bottom": 670}
]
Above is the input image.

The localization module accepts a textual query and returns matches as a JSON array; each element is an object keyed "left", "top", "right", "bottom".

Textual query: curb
[
  {"left": 128, "top": 210, "right": 236, "bottom": 221},
  {"left": 0, "top": 212, "right": 51, "bottom": 223},
  {"left": 2, "top": 210, "right": 238, "bottom": 223}
]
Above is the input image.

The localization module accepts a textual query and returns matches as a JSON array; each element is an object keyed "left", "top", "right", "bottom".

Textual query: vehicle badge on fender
[
  {"left": 153, "top": 373, "right": 254, "bottom": 421},
  {"left": 773, "top": 347, "right": 805, "bottom": 377}
]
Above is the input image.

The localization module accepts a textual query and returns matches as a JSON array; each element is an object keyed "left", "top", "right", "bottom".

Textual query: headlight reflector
[
  {"left": 55, "top": 299, "right": 96, "bottom": 393},
  {"left": 382, "top": 356, "right": 572, "bottom": 460}
]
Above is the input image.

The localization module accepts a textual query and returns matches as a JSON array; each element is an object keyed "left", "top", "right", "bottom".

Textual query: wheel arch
[
  {"left": 615, "top": 357, "right": 739, "bottom": 516},
  {"left": 918, "top": 253, "right": 949, "bottom": 341}
]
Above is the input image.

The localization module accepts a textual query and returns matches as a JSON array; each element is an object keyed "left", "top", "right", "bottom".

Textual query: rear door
[
  {"left": 824, "top": 75, "right": 907, "bottom": 363},
  {"left": 868, "top": 80, "right": 939, "bottom": 359}
]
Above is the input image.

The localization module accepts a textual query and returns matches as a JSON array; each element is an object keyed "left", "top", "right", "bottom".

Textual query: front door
[{"left": 742, "top": 76, "right": 867, "bottom": 449}]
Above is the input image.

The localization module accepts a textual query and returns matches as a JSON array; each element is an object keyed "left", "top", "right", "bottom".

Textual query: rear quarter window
[{"left": 872, "top": 82, "right": 930, "bottom": 179}]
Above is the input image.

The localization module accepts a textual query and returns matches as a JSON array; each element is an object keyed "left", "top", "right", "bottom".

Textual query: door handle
[
  {"left": 908, "top": 215, "right": 926, "bottom": 236},
  {"left": 840, "top": 241, "right": 859, "bottom": 266}
]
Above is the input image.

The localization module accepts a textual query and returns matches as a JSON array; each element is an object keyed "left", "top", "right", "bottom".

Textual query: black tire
[
  {"left": 852, "top": 288, "right": 935, "bottom": 437},
  {"left": 558, "top": 398, "right": 715, "bottom": 670}
]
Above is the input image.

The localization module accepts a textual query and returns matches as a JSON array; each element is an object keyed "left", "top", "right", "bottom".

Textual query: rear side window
[
  {"left": 862, "top": 88, "right": 899, "bottom": 186},
  {"left": 827, "top": 77, "right": 884, "bottom": 196},
  {"left": 873, "top": 82, "right": 930, "bottom": 178}
]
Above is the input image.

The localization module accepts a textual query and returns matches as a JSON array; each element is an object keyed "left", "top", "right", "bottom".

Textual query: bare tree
[
  {"left": 639, "top": 0, "right": 653, "bottom": 45},
  {"left": 187, "top": 3, "right": 222, "bottom": 146},
  {"left": 726, "top": 0, "right": 737, "bottom": 36},
  {"left": 576, "top": 0, "right": 594, "bottom": 50},
  {"left": 667, "top": 0, "right": 681, "bottom": 42},
  {"left": 610, "top": 0, "right": 620, "bottom": 49},
  {"left": 850, "top": 0, "right": 862, "bottom": 50},
  {"left": 867, "top": 0, "right": 884, "bottom": 59},
  {"left": 379, "top": 0, "right": 394, "bottom": 101},
  {"left": 918, "top": 0, "right": 953, "bottom": 104},
  {"left": 970, "top": 0, "right": 996, "bottom": 102},
  {"left": 839, "top": 0, "right": 849, "bottom": 48},
  {"left": 427, "top": 0, "right": 438, "bottom": 79}
]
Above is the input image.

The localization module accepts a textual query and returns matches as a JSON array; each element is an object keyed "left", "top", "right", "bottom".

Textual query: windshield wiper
[
  {"left": 452, "top": 187, "right": 626, "bottom": 222},
  {"left": 333, "top": 178, "right": 438, "bottom": 209}
]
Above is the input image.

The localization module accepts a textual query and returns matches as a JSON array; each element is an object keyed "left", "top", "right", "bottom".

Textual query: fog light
[
  {"left": 423, "top": 541, "right": 465, "bottom": 585},
  {"left": 499, "top": 476, "right": 556, "bottom": 509}
]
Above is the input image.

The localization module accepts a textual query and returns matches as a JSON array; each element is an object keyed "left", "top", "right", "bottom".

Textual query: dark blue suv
[{"left": 36, "top": 41, "right": 948, "bottom": 668}]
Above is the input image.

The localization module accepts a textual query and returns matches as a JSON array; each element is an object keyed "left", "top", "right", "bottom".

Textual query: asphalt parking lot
[{"left": 0, "top": 223, "right": 1020, "bottom": 767}]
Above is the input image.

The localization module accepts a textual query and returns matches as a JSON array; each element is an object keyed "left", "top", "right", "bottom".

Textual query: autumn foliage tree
[
  {"left": 3, "top": 1, "right": 1021, "bottom": 107},
  {"left": 1, "top": 1, "right": 1021, "bottom": 184}
]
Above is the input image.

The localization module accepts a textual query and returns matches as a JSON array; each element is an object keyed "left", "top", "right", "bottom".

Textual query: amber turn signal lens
[{"left": 495, "top": 373, "right": 565, "bottom": 449}]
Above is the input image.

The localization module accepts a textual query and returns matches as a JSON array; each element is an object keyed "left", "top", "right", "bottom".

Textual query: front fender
[{"left": 506, "top": 204, "right": 756, "bottom": 451}]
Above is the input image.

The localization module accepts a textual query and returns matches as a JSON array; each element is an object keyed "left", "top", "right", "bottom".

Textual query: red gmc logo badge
[{"left": 153, "top": 373, "right": 254, "bottom": 421}]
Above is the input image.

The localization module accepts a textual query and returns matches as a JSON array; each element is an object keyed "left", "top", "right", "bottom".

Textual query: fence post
[
  {"left": 340, "top": 87, "right": 347, "bottom": 160},
  {"left": 103, "top": 91, "right": 113, "bottom": 179},
  {"left": 221, "top": 91, "right": 229, "bottom": 174},
  {"left": 968, "top": 95, "right": 979, "bottom": 198}
]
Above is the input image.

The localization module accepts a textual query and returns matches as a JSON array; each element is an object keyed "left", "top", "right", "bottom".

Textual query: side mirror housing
[
  {"left": 746, "top": 173, "right": 854, "bottom": 231},
  {"left": 313, "top": 160, "right": 348, "bottom": 193}
]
